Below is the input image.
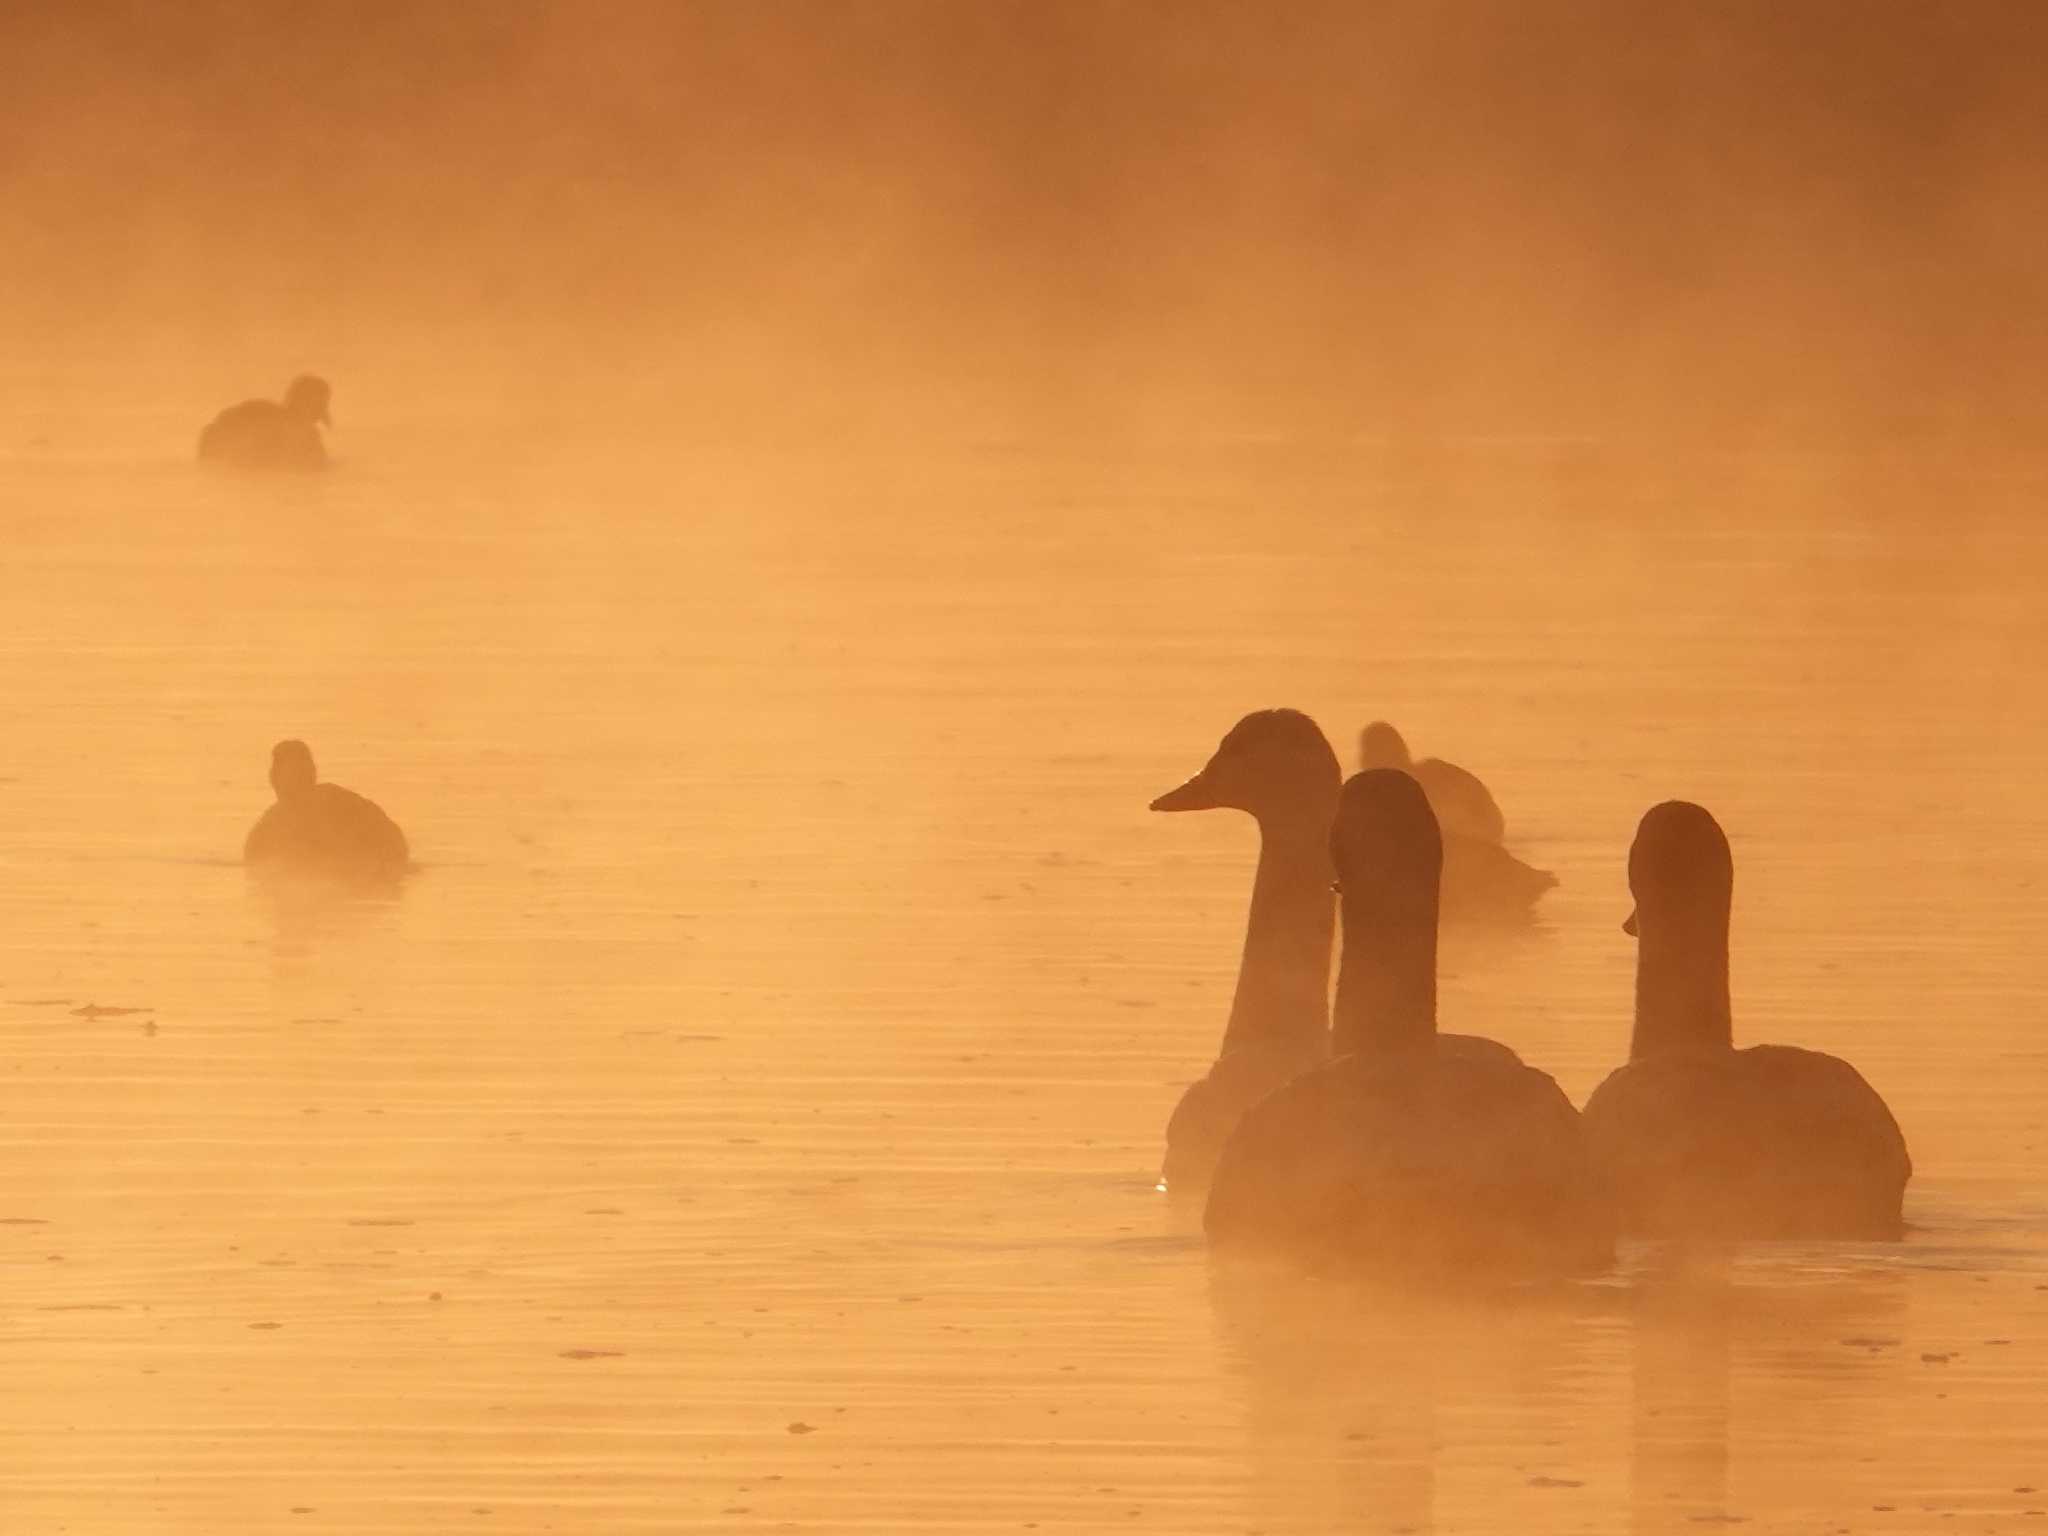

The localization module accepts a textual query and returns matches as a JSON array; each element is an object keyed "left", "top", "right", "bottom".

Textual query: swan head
[
  {"left": 1330, "top": 767, "right": 1441, "bottom": 921},
  {"left": 284, "top": 375, "right": 332, "bottom": 426},
  {"left": 1357, "top": 720, "right": 1414, "bottom": 771},
  {"left": 270, "top": 739, "right": 318, "bottom": 801},
  {"left": 1624, "top": 800, "right": 1731, "bottom": 938},
  {"left": 1150, "top": 708, "right": 1339, "bottom": 819}
]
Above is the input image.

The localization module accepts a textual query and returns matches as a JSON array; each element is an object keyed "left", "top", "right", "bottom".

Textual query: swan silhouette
[
  {"left": 1581, "top": 802, "right": 1910, "bottom": 1238},
  {"left": 1149, "top": 709, "right": 1339, "bottom": 1190},
  {"left": 198, "top": 375, "right": 331, "bottom": 469},
  {"left": 1358, "top": 720, "right": 1506, "bottom": 843},
  {"left": 1204, "top": 769, "right": 1612, "bottom": 1275},
  {"left": 1440, "top": 832, "right": 1558, "bottom": 919},
  {"left": 1358, "top": 721, "right": 1553, "bottom": 917},
  {"left": 244, "top": 740, "right": 409, "bottom": 883}
]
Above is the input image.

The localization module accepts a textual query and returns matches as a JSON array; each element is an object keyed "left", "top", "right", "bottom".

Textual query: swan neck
[
  {"left": 1331, "top": 896, "right": 1437, "bottom": 1056},
  {"left": 1631, "top": 917, "right": 1733, "bottom": 1058},
  {"left": 1219, "top": 810, "right": 1334, "bottom": 1063}
]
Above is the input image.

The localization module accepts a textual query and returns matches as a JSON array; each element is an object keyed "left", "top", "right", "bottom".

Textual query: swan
[
  {"left": 1440, "top": 833, "right": 1558, "bottom": 919},
  {"left": 1149, "top": 709, "right": 1339, "bottom": 1190},
  {"left": 244, "top": 740, "right": 409, "bottom": 883},
  {"left": 199, "top": 375, "right": 331, "bottom": 469},
  {"left": 1358, "top": 721, "right": 1505, "bottom": 842},
  {"left": 1205, "top": 769, "right": 1612, "bottom": 1275},
  {"left": 1358, "top": 721, "right": 1554, "bottom": 917},
  {"left": 1581, "top": 802, "right": 1910, "bottom": 1239}
]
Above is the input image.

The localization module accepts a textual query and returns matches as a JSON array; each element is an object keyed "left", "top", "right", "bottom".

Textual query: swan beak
[
  {"left": 1150, "top": 773, "right": 1220, "bottom": 812},
  {"left": 1622, "top": 907, "right": 1639, "bottom": 937}
]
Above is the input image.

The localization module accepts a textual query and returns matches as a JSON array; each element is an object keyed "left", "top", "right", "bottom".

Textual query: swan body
[
  {"left": 1358, "top": 721, "right": 1506, "bottom": 843},
  {"left": 1359, "top": 722, "right": 1552, "bottom": 916},
  {"left": 1442, "top": 834, "right": 1558, "bottom": 917},
  {"left": 199, "top": 375, "right": 330, "bottom": 469},
  {"left": 244, "top": 739, "right": 408, "bottom": 883},
  {"left": 1583, "top": 1044, "right": 1909, "bottom": 1239},
  {"left": 1150, "top": 709, "right": 1339, "bottom": 1190},
  {"left": 1206, "top": 1043, "right": 1607, "bottom": 1274},
  {"left": 1161, "top": 1041, "right": 1314, "bottom": 1193},
  {"left": 1205, "top": 769, "right": 1612, "bottom": 1275},
  {"left": 1580, "top": 801, "right": 1910, "bottom": 1239}
]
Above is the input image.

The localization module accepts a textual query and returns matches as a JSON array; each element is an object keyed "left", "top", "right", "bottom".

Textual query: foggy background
[
  {"left": 4, "top": 6, "right": 2048, "bottom": 1531},
  {"left": 7, "top": 7, "right": 2048, "bottom": 1532},
  {"left": 6, "top": 0, "right": 2045, "bottom": 444}
]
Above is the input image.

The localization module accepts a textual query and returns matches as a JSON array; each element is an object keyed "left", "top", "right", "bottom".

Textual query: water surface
[{"left": 3, "top": 393, "right": 2045, "bottom": 1532}]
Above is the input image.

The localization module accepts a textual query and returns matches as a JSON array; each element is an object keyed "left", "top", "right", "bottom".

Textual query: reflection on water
[
  {"left": 2, "top": 408, "right": 2047, "bottom": 1531},
  {"left": 1629, "top": 1252, "right": 1735, "bottom": 1530}
]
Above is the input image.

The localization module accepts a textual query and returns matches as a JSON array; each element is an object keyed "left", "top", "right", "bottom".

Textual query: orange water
[{"left": 3, "top": 393, "right": 2045, "bottom": 1532}]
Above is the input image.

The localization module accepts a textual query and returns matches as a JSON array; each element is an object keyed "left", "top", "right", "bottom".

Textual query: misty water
[{"left": 4, "top": 389, "right": 2047, "bottom": 1534}]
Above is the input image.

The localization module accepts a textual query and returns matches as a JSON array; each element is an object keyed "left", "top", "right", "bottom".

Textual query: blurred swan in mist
[
  {"left": 244, "top": 740, "right": 409, "bottom": 883},
  {"left": 1440, "top": 825, "right": 1557, "bottom": 919},
  {"left": 1581, "top": 802, "right": 1910, "bottom": 1239},
  {"left": 1149, "top": 709, "right": 1339, "bottom": 1191},
  {"left": 198, "top": 375, "right": 331, "bottom": 469},
  {"left": 1358, "top": 720, "right": 1506, "bottom": 842},
  {"left": 1359, "top": 720, "right": 1554, "bottom": 918},
  {"left": 1205, "top": 769, "right": 1612, "bottom": 1275}
]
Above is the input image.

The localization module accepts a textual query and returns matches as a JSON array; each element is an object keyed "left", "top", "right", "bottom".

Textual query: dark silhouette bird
[
  {"left": 1149, "top": 709, "right": 1340, "bottom": 1191},
  {"left": 1205, "top": 769, "right": 1612, "bottom": 1276},
  {"left": 1440, "top": 832, "right": 1558, "bottom": 918},
  {"left": 198, "top": 375, "right": 331, "bottom": 469},
  {"left": 244, "top": 740, "right": 409, "bottom": 884},
  {"left": 1358, "top": 721, "right": 1505, "bottom": 842},
  {"left": 1358, "top": 721, "right": 1553, "bottom": 918},
  {"left": 1581, "top": 802, "right": 1910, "bottom": 1239}
]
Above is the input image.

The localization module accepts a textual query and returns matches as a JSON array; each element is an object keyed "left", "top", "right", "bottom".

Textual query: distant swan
[
  {"left": 1359, "top": 721, "right": 1553, "bottom": 918},
  {"left": 199, "top": 375, "right": 331, "bottom": 469},
  {"left": 1150, "top": 709, "right": 1339, "bottom": 1191},
  {"left": 244, "top": 740, "right": 408, "bottom": 883},
  {"left": 1581, "top": 802, "right": 1910, "bottom": 1239},
  {"left": 1441, "top": 834, "right": 1558, "bottom": 919},
  {"left": 1205, "top": 769, "right": 1612, "bottom": 1275},
  {"left": 1358, "top": 721, "right": 1505, "bottom": 842}
]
